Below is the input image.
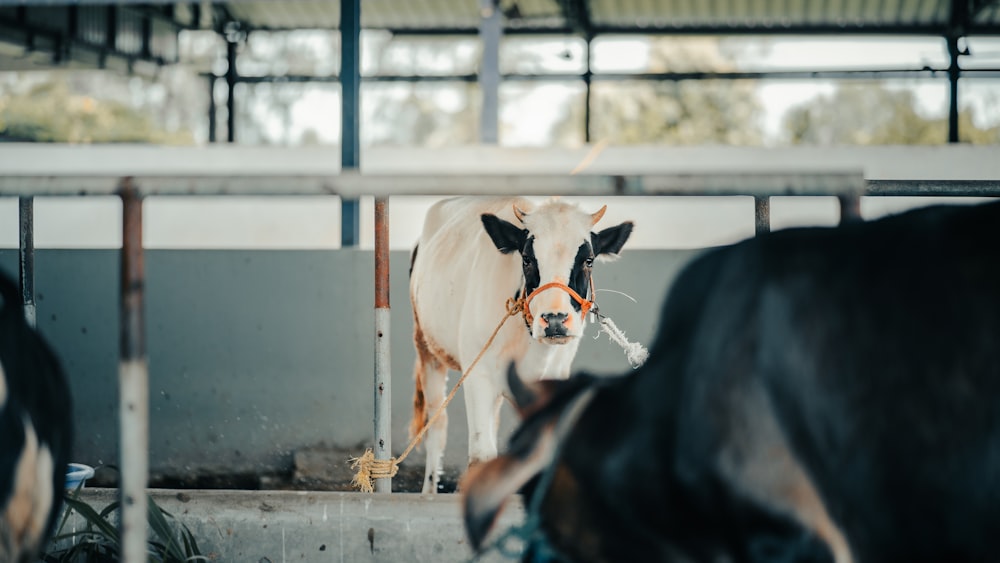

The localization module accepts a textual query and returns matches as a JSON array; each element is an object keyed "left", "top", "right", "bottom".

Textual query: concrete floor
[{"left": 68, "top": 488, "right": 525, "bottom": 562}]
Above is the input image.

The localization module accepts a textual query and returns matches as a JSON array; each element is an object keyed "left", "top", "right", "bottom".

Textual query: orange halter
[{"left": 519, "top": 277, "right": 595, "bottom": 327}]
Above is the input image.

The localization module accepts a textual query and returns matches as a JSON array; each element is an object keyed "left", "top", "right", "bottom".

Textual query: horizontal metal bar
[
  {"left": 0, "top": 172, "right": 864, "bottom": 198},
  {"left": 216, "top": 67, "right": 1000, "bottom": 85},
  {"left": 2, "top": 146, "right": 998, "bottom": 196},
  {"left": 5, "top": 175, "right": 1000, "bottom": 199},
  {"left": 2, "top": 144, "right": 997, "bottom": 172},
  {"left": 0, "top": 173, "right": 1000, "bottom": 198},
  {"left": 866, "top": 180, "right": 1000, "bottom": 197},
  {"left": 3, "top": 175, "right": 1000, "bottom": 199},
  {"left": 380, "top": 23, "right": 1000, "bottom": 37}
]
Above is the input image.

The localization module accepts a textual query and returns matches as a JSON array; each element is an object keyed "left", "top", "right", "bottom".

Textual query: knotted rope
[
  {"left": 595, "top": 314, "right": 649, "bottom": 368},
  {"left": 351, "top": 297, "right": 525, "bottom": 493},
  {"left": 350, "top": 277, "right": 647, "bottom": 492}
]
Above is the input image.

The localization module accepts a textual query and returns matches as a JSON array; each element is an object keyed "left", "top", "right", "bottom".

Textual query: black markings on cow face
[
  {"left": 520, "top": 236, "right": 540, "bottom": 298},
  {"left": 568, "top": 241, "right": 595, "bottom": 312}
]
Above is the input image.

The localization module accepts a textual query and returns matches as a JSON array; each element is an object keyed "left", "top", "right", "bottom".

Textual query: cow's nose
[{"left": 541, "top": 312, "right": 569, "bottom": 337}]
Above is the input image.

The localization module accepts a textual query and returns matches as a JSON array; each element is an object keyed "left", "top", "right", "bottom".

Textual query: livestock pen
[{"left": 1, "top": 143, "right": 998, "bottom": 560}]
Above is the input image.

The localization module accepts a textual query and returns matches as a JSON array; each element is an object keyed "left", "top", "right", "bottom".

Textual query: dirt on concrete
[{"left": 91, "top": 445, "right": 462, "bottom": 494}]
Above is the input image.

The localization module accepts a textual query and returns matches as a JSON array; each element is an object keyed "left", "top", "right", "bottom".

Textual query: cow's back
[
  {"left": 749, "top": 202, "right": 1000, "bottom": 560},
  {"left": 668, "top": 201, "right": 1000, "bottom": 561},
  {"left": 410, "top": 197, "right": 533, "bottom": 366}
]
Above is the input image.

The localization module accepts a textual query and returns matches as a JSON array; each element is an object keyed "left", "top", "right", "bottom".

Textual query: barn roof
[
  {"left": 218, "top": 0, "right": 1000, "bottom": 35},
  {"left": 3, "top": 0, "right": 998, "bottom": 71}
]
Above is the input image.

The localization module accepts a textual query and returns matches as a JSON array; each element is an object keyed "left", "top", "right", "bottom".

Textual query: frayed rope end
[
  {"left": 598, "top": 316, "right": 649, "bottom": 368},
  {"left": 350, "top": 449, "right": 399, "bottom": 493}
]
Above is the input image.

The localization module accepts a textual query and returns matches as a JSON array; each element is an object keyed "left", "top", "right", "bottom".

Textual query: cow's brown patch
[
  {"left": 716, "top": 385, "right": 852, "bottom": 563},
  {"left": 410, "top": 310, "right": 460, "bottom": 441},
  {"left": 2, "top": 424, "right": 53, "bottom": 562}
]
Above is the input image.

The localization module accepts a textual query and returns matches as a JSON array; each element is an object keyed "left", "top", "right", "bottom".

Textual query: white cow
[{"left": 408, "top": 197, "right": 633, "bottom": 493}]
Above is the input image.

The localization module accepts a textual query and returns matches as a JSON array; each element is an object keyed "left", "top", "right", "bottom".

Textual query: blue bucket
[{"left": 65, "top": 463, "right": 95, "bottom": 491}]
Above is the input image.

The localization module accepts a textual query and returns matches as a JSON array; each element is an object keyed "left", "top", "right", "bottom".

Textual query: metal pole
[
  {"left": 584, "top": 35, "right": 592, "bottom": 144},
  {"left": 118, "top": 179, "right": 148, "bottom": 563},
  {"left": 226, "top": 36, "right": 237, "bottom": 144},
  {"left": 838, "top": 194, "right": 862, "bottom": 224},
  {"left": 18, "top": 197, "right": 35, "bottom": 328},
  {"left": 947, "top": 33, "right": 961, "bottom": 143},
  {"left": 754, "top": 196, "right": 770, "bottom": 236},
  {"left": 208, "top": 75, "right": 217, "bottom": 143},
  {"left": 373, "top": 197, "right": 391, "bottom": 493},
  {"left": 341, "top": 0, "right": 361, "bottom": 246},
  {"left": 479, "top": 0, "right": 500, "bottom": 144}
]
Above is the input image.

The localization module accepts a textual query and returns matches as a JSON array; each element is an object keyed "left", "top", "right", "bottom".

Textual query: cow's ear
[
  {"left": 592, "top": 221, "right": 634, "bottom": 261},
  {"left": 461, "top": 429, "right": 557, "bottom": 551},
  {"left": 482, "top": 214, "right": 527, "bottom": 255},
  {"left": 507, "top": 363, "right": 537, "bottom": 413},
  {"left": 507, "top": 364, "right": 562, "bottom": 419}
]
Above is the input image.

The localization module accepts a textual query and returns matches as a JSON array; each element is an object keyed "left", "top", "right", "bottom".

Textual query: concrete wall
[{"left": 0, "top": 248, "right": 701, "bottom": 477}]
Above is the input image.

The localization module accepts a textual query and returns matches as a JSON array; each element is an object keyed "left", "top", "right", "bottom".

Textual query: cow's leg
[
  {"left": 416, "top": 359, "right": 448, "bottom": 494},
  {"left": 463, "top": 368, "right": 501, "bottom": 465}
]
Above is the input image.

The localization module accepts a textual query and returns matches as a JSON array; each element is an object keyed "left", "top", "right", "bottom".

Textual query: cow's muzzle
[
  {"left": 541, "top": 312, "right": 569, "bottom": 339},
  {"left": 521, "top": 281, "right": 593, "bottom": 343}
]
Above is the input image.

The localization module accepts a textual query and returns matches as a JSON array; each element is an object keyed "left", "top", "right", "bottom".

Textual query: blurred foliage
[
  {"left": 0, "top": 76, "right": 194, "bottom": 144},
  {"left": 554, "top": 38, "right": 764, "bottom": 145},
  {"left": 784, "top": 84, "right": 1000, "bottom": 145}
]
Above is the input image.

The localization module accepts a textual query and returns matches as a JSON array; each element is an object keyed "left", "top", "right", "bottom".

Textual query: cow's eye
[
  {"left": 522, "top": 255, "right": 531, "bottom": 267},
  {"left": 585, "top": 257, "right": 595, "bottom": 267}
]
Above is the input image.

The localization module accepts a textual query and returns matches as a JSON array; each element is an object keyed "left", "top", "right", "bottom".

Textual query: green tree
[
  {"left": 553, "top": 37, "right": 764, "bottom": 145},
  {"left": 784, "top": 84, "right": 1000, "bottom": 145},
  {"left": 0, "top": 76, "right": 194, "bottom": 144}
]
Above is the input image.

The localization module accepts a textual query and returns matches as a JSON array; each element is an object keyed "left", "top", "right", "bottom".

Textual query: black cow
[
  {"left": 463, "top": 200, "right": 1000, "bottom": 563},
  {"left": 0, "top": 271, "right": 72, "bottom": 562}
]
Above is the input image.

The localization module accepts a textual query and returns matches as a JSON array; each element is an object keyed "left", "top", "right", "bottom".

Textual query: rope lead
[{"left": 351, "top": 297, "right": 524, "bottom": 493}]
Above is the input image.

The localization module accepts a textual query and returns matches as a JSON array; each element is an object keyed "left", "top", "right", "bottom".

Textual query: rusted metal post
[
  {"left": 118, "top": 179, "right": 149, "bottom": 562},
  {"left": 754, "top": 196, "right": 770, "bottom": 236},
  {"left": 18, "top": 197, "right": 35, "bottom": 328},
  {"left": 838, "top": 193, "right": 863, "bottom": 224},
  {"left": 373, "top": 196, "right": 392, "bottom": 493}
]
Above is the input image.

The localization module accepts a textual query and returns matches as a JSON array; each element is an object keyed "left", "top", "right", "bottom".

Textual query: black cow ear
[
  {"left": 461, "top": 429, "right": 558, "bottom": 551},
  {"left": 507, "top": 364, "right": 537, "bottom": 413},
  {"left": 593, "top": 221, "right": 634, "bottom": 260},
  {"left": 482, "top": 214, "right": 526, "bottom": 255}
]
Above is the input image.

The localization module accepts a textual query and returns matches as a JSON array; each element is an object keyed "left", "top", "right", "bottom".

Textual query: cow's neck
[{"left": 516, "top": 333, "right": 582, "bottom": 381}]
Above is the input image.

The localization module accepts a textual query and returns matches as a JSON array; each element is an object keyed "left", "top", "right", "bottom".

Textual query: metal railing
[{"left": 2, "top": 143, "right": 999, "bottom": 559}]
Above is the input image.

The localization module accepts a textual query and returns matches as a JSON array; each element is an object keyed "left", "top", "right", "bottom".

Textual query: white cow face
[{"left": 481, "top": 201, "right": 633, "bottom": 344}]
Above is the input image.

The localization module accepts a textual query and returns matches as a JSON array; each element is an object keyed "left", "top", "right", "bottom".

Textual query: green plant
[{"left": 41, "top": 491, "right": 206, "bottom": 563}]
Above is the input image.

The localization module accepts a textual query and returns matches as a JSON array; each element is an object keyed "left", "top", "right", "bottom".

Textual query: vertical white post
[
  {"left": 119, "top": 180, "right": 149, "bottom": 561},
  {"left": 373, "top": 197, "right": 392, "bottom": 492}
]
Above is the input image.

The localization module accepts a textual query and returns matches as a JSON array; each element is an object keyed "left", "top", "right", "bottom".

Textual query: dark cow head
[
  {"left": 0, "top": 272, "right": 73, "bottom": 562},
  {"left": 461, "top": 366, "right": 605, "bottom": 561},
  {"left": 481, "top": 201, "right": 633, "bottom": 344},
  {"left": 462, "top": 367, "right": 836, "bottom": 563}
]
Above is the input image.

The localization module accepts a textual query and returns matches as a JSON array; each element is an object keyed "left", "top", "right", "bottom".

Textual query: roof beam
[
  {"left": 382, "top": 22, "right": 1000, "bottom": 36},
  {"left": 207, "top": 67, "right": 1000, "bottom": 84}
]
